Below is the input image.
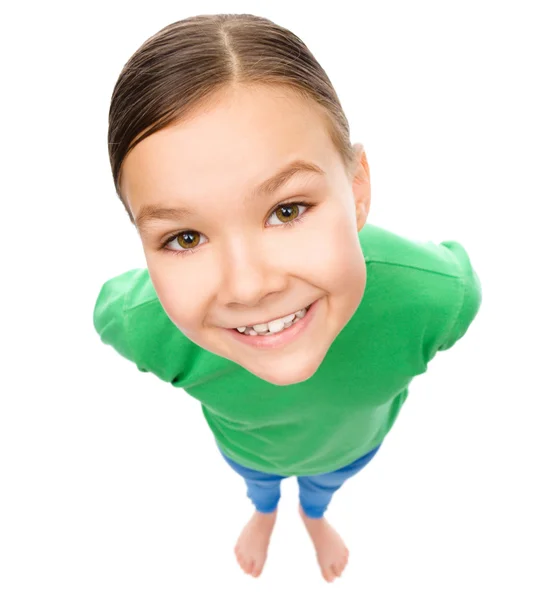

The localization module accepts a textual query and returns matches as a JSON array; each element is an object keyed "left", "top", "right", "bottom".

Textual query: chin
[
  {"left": 266, "top": 373, "right": 315, "bottom": 387},
  {"left": 252, "top": 357, "right": 323, "bottom": 387}
]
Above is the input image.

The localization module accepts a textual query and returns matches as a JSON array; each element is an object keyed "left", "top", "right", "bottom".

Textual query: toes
[
  {"left": 332, "top": 560, "right": 348, "bottom": 577},
  {"left": 336, "top": 556, "right": 348, "bottom": 575},
  {"left": 322, "top": 567, "right": 336, "bottom": 582},
  {"left": 235, "top": 550, "right": 254, "bottom": 574},
  {"left": 327, "top": 557, "right": 349, "bottom": 580},
  {"left": 332, "top": 564, "right": 342, "bottom": 577}
]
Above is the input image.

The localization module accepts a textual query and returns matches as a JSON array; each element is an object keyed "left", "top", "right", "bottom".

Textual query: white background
[{"left": 1, "top": 0, "right": 536, "bottom": 598}]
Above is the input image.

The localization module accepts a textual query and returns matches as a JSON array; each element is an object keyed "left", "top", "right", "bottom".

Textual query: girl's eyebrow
[{"left": 135, "top": 159, "right": 325, "bottom": 234}]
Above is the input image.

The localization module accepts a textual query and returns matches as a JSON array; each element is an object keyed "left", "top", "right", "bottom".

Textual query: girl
[{"left": 94, "top": 13, "right": 482, "bottom": 583}]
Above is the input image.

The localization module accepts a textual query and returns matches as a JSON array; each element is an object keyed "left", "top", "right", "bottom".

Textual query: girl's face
[{"left": 121, "top": 84, "right": 371, "bottom": 386}]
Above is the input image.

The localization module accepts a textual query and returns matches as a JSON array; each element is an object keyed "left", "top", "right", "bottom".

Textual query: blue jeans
[{"left": 217, "top": 443, "right": 382, "bottom": 519}]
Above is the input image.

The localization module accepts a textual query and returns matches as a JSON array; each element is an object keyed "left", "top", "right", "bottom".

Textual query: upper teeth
[{"left": 236, "top": 307, "right": 308, "bottom": 334}]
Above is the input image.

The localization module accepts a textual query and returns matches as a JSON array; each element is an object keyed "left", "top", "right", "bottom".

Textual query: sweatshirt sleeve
[
  {"left": 436, "top": 241, "right": 483, "bottom": 352},
  {"left": 92, "top": 268, "right": 199, "bottom": 384},
  {"left": 93, "top": 269, "right": 140, "bottom": 366}
]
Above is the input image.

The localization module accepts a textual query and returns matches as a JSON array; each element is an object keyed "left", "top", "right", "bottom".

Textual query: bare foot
[
  {"left": 234, "top": 508, "right": 278, "bottom": 577},
  {"left": 299, "top": 504, "right": 349, "bottom": 582}
]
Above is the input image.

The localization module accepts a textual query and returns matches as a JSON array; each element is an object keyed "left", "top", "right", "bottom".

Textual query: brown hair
[{"left": 108, "top": 13, "right": 357, "bottom": 225}]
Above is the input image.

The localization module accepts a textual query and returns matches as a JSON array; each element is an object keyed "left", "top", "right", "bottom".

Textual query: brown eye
[
  {"left": 177, "top": 231, "right": 201, "bottom": 249},
  {"left": 162, "top": 202, "right": 314, "bottom": 256},
  {"left": 275, "top": 204, "right": 299, "bottom": 223},
  {"left": 266, "top": 202, "right": 311, "bottom": 227}
]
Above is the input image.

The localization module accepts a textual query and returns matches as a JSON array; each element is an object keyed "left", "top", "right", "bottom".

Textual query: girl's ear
[
  {"left": 351, "top": 143, "right": 371, "bottom": 231},
  {"left": 352, "top": 143, "right": 370, "bottom": 183}
]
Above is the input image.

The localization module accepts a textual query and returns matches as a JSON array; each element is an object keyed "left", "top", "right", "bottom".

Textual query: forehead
[{"left": 121, "top": 85, "right": 335, "bottom": 212}]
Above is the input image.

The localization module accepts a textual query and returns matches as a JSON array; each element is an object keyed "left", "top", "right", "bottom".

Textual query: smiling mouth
[{"left": 228, "top": 303, "right": 314, "bottom": 330}]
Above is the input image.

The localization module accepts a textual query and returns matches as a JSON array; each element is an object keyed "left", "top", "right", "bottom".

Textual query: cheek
[
  {"left": 150, "top": 272, "right": 206, "bottom": 331},
  {"left": 319, "top": 229, "right": 366, "bottom": 297},
  {"left": 299, "top": 216, "right": 362, "bottom": 281}
]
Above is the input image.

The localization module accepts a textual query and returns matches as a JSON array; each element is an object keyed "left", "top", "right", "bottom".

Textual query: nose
[{"left": 218, "top": 237, "right": 287, "bottom": 307}]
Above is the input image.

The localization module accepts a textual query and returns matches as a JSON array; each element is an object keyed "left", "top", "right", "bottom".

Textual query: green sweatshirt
[{"left": 93, "top": 223, "right": 482, "bottom": 476}]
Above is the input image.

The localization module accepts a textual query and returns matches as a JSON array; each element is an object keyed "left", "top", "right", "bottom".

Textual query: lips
[
  {"left": 226, "top": 297, "right": 320, "bottom": 349},
  {"left": 229, "top": 303, "right": 313, "bottom": 330}
]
